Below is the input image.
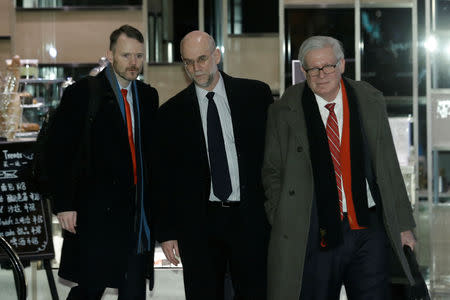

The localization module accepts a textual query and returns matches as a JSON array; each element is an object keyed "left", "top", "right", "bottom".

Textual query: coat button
[
  {"left": 283, "top": 234, "right": 289, "bottom": 239},
  {"left": 297, "top": 146, "right": 303, "bottom": 152},
  {"left": 289, "top": 190, "right": 295, "bottom": 196}
]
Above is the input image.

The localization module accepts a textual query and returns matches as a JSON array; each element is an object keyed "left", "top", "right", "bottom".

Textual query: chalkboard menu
[{"left": 0, "top": 140, "right": 54, "bottom": 260}]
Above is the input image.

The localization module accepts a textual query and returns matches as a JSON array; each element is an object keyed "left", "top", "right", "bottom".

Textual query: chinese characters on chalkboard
[{"left": 0, "top": 141, "right": 54, "bottom": 260}]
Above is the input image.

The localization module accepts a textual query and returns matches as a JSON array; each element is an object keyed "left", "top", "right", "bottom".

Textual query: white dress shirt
[
  {"left": 314, "top": 85, "right": 375, "bottom": 211},
  {"left": 196, "top": 74, "right": 240, "bottom": 202}
]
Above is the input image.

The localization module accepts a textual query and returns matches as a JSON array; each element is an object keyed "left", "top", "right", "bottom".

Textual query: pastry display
[{"left": 20, "top": 122, "right": 40, "bottom": 132}]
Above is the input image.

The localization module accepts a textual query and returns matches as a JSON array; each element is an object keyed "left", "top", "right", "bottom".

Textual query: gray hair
[{"left": 298, "top": 36, "right": 344, "bottom": 68}]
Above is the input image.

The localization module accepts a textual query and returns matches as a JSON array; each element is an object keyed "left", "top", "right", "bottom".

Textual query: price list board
[{"left": 0, "top": 140, "right": 54, "bottom": 260}]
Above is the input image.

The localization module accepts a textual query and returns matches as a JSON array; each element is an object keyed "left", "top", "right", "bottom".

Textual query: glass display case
[{"left": 16, "top": 78, "right": 65, "bottom": 138}]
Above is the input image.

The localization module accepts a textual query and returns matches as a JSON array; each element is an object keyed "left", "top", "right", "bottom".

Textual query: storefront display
[{"left": 1, "top": 56, "right": 68, "bottom": 140}]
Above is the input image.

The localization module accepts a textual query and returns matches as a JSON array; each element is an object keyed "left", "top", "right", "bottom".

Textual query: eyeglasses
[
  {"left": 304, "top": 61, "right": 340, "bottom": 77},
  {"left": 182, "top": 50, "right": 215, "bottom": 67}
]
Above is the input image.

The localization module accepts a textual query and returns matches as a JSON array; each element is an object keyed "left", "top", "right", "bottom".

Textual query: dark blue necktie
[{"left": 206, "top": 92, "right": 232, "bottom": 201}]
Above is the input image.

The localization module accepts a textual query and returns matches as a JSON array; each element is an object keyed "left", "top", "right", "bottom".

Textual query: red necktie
[
  {"left": 325, "top": 103, "right": 343, "bottom": 219},
  {"left": 121, "top": 88, "right": 137, "bottom": 184}
]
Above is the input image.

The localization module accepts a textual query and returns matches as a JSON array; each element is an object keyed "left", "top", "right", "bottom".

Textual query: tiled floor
[
  {"left": 1, "top": 201, "right": 450, "bottom": 299},
  {"left": 0, "top": 267, "right": 185, "bottom": 299},
  {"left": 417, "top": 202, "right": 450, "bottom": 299}
]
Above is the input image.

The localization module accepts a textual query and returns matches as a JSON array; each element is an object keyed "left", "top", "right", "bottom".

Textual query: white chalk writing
[
  {"left": 0, "top": 170, "right": 18, "bottom": 179},
  {"left": 2, "top": 150, "right": 22, "bottom": 160}
]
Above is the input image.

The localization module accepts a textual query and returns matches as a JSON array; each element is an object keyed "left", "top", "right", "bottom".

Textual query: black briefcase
[{"left": 395, "top": 245, "right": 431, "bottom": 300}]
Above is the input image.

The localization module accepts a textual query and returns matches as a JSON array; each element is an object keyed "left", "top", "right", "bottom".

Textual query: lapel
[
  {"left": 347, "top": 80, "right": 379, "bottom": 136},
  {"left": 220, "top": 72, "right": 243, "bottom": 153},
  {"left": 185, "top": 83, "right": 209, "bottom": 168},
  {"left": 284, "top": 83, "right": 311, "bottom": 162},
  {"left": 132, "top": 82, "right": 142, "bottom": 136},
  {"left": 132, "top": 82, "right": 143, "bottom": 153},
  {"left": 345, "top": 79, "right": 381, "bottom": 173},
  {"left": 97, "top": 70, "right": 132, "bottom": 149}
]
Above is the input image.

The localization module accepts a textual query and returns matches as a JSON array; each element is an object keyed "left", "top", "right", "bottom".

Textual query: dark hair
[{"left": 109, "top": 25, "right": 144, "bottom": 50}]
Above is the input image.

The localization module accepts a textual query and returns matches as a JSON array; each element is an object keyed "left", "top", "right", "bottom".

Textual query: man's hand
[
  {"left": 57, "top": 211, "right": 77, "bottom": 234},
  {"left": 161, "top": 240, "right": 180, "bottom": 266},
  {"left": 401, "top": 230, "right": 416, "bottom": 251}
]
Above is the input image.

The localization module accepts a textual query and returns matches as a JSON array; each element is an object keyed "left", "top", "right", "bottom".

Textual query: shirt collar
[
  {"left": 314, "top": 83, "right": 342, "bottom": 108},
  {"left": 195, "top": 72, "right": 226, "bottom": 101},
  {"left": 118, "top": 81, "right": 132, "bottom": 91}
]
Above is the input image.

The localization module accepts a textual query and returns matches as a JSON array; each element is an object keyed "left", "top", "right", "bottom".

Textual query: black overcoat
[
  {"left": 47, "top": 69, "right": 158, "bottom": 288},
  {"left": 152, "top": 72, "right": 273, "bottom": 289}
]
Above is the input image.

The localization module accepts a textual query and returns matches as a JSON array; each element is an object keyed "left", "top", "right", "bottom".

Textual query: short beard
[
  {"left": 113, "top": 62, "right": 140, "bottom": 82},
  {"left": 188, "top": 70, "right": 216, "bottom": 88}
]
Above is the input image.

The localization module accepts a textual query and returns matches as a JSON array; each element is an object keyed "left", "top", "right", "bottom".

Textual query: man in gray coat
[{"left": 262, "top": 36, "right": 417, "bottom": 299}]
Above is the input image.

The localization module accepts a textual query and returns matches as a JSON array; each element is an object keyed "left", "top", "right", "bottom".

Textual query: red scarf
[{"left": 341, "top": 80, "right": 366, "bottom": 230}]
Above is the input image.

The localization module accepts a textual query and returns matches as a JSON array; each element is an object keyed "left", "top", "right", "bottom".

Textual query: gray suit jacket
[{"left": 262, "top": 78, "right": 416, "bottom": 300}]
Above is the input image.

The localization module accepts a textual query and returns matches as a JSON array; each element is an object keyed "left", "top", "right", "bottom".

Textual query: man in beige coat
[{"left": 262, "top": 36, "right": 417, "bottom": 299}]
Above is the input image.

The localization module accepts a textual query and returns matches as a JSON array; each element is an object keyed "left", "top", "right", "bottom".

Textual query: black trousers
[
  {"left": 66, "top": 250, "right": 147, "bottom": 300},
  {"left": 300, "top": 203, "right": 390, "bottom": 300},
  {"left": 179, "top": 204, "right": 268, "bottom": 300}
]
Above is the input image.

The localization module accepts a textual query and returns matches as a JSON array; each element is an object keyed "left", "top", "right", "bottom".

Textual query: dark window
[
  {"left": 147, "top": 0, "right": 198, "bottom": 63},
  {"left": 229, "top": 0, "right": 278, "bottom": 34},
  {"left": 284, "top": 8, "right": 355, "bottom": 89},
  {"left": 172, "top": 0, "right": 198, "bottom": 62},
  {"left": 361, "top": 8, "right": 412, "bottom": 96},
  {"left": 436, "top": 0, "right": 450, "bottom": 31},
  {"left": 204, "top": 0, "right": 220, "bottom": 42}
]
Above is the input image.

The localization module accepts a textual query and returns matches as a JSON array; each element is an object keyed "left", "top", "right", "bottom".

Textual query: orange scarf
[{"left": 341, "top": 80, "right": 366, "bottom": 230}]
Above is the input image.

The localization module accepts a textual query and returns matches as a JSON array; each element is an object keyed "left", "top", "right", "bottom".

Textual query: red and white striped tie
[{"left": 325, "top": 103, "right": 343, "bottom": 219}]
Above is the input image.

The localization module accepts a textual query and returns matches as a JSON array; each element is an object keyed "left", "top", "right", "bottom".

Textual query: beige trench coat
[{"left": 262, "top": 78, "right": 416, "bottom": 300}]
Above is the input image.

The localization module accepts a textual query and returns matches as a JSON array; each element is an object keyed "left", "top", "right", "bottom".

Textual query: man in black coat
[
  {"left": 47, "top": 25, "right": 158, "bottom": 300},
  {"left": 153, "top": 31, "right": 273, "bottom": 299}
]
